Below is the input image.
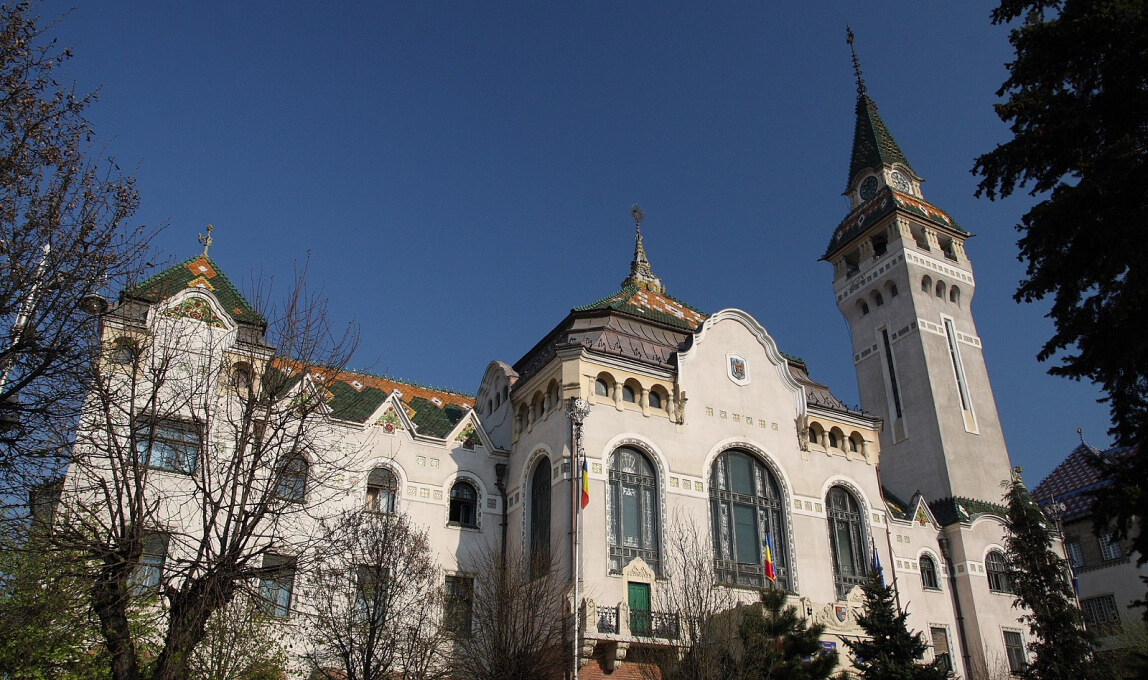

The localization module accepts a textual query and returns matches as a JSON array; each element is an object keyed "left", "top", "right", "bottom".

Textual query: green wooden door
[{"left": 628, "top": 582, "right": 650, "bottom": 636}]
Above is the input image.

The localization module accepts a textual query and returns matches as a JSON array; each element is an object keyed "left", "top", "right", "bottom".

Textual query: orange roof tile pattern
[{"left": 575, "top": 286, "right": 707, "bottom": 332}]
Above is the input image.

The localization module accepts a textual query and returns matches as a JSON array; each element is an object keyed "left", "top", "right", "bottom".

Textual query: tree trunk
[
  {"left": 153, "top": 573, "right": 236, "bottom": 680},
  {"left": 91, "top": 559, "right": 141, "bottom": 680}
]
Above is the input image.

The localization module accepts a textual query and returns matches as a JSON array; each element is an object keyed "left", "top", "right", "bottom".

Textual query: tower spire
[
  {"left": 846, "top": 25, "right": 866, "bottom": 98},
  {"left": 620, "top": 204, "right": 664, "bottom": 294}
]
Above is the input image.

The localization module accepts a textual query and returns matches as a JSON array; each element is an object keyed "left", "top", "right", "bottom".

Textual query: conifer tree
[
  {"left": 1004, "top": 467, "right": 1106, "bottom": 680},
  {"left": 732, "top": 588, "right": 838, "bottom": 680},
  {"left": 844, "top": 573, "right": 947, "bottom": 680}
]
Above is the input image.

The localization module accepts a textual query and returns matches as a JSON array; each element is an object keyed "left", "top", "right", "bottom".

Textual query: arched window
[
  {"left": 848, "top": 436, "right": 859, "bottom": 453},
  {"left": 861, "top": 302, "right": 870, "bottom": 316},
  {"left": 274, "top": 455, "right": 308, "bottom": 503},
  {"left": 622, "top": 385, "right": 636, "bottom": 403},
  {"left": 950, "top": 286, "right": 961, "bottom": 305},
  {"left": 936, "top": 280, "right": 946, "bottom": 299},
  {"left": 530, "top": 459, "right": 551, "bottom": 575},
  {"left": 232, "top": 364, "right": 252, "bottom": 394},
  {"left": 648, "top": 391, "right": 662, "bottom": 409},
  {"left": 986, "top": 550, "right": 1012, "bottom": 593},
  {"left": 827, "top": 432, "right": 838, "bottom": 449},
  {"left": 874, "top": 293, "right": 884, "bottom": 307},
  {"left": 808, "top": 425, "right": 821, "bottom": 447},
  {"left": 827, "top": 486, "right": 867, "bottom": 598},
  {"left": 449, "top": 481, "right": 478, "bottom": 528},
  {"left": 607, "top": 447, "right": 660, "bottom": 574},
  {"left": 594, "top": 378, "right": 610, "bottom": 397},
  {"left": 710, "top": 450, "right": 788, "bottom": 589},
  {"left": 889, "top": 283, "right": 899, "bottom": 297},
  {"left": 920, "top": 554, "right": 940, "bottom": 589},
  {"left": 365, "top": 467, "right": 398, "bottom": 513},
  {"left": 921, "top": 275, "right": 932, "bottom": 293},
  {"left": 112, "top": 340, "right": 136, "bottom": 365}
]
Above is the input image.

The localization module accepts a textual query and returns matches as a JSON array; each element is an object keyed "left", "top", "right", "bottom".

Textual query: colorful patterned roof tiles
[
  {"left": 123, "top": 255, "right": 265, "bottom": 327},
  {"left": 573, "top": 285, "right": 707, "bottom": 332},
  {"left": 1033, "top": 444, "right": 1136, "bottom": 522},
  {"left": 847, "top": 94, "right": 915, "bottom": 189}
]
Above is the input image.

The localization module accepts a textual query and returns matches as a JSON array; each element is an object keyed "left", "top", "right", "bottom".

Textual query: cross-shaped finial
[
  {"left": 846, "top": 25, "right": 867, "bottom": 98},
  {"left": 198, "top": 224, "right": 214, "bottom": 257}
]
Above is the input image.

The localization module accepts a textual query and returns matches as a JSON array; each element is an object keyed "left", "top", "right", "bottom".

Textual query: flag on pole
[
  {"left": 871, "top": 541, "right": 885, "bottom": 587},
  {"left": 763, "top": 533, "right": 776, "bottom": 582},
  {"left": 580, "top": 456, "right": 590, "bottom": 509}
]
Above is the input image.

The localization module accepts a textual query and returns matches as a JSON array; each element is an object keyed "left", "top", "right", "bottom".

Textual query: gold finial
[
  {"left": 198, "top": 224, "right": 214, "bottom": 257},
  {"left": 846, "top": 25, "right": 867, "bottom": 98}
]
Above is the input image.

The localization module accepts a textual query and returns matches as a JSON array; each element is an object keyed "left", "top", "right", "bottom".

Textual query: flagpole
[{"left": 566, "top": 397, "right": 589, "bottom": 680}]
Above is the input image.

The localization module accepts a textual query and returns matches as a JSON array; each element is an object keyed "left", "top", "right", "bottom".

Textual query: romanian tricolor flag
[
  {"left": 580, "top": 457, "right": 590, "bottom": 509},
  {"left": 763, "top": 533, "right": 776, "bottom": 582}
]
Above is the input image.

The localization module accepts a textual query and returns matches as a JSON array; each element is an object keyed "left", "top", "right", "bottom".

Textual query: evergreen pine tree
[
  {"left": 844, "top": 573, "right": 947, "bottom": 680},
  {"left": 732, "top": 588, "right": 838, "bottom": 680},
  {"left": 1004, "top": 467, "right": 1106, "bottom": 680}
]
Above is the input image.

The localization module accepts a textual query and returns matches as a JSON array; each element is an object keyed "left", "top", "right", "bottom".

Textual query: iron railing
[{"left": 597, "top": 605, "right": 619, "bottom": 634}]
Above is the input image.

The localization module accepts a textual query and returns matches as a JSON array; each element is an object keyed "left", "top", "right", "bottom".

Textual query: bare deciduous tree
[
  {"left": 303, "top": 508, "right": 447, "bottom": 680},
  {"left": 641, "top": 513, "right": 740, "bottom": 680},
  {"left": 53, "top": 266, "right": 359, "bottom": 680},
  {"left": 0, "top": 3, "right": 153, "bottom": 488},
  {"left": 449, "top": 543, "right": 568, "bottom": 680}
]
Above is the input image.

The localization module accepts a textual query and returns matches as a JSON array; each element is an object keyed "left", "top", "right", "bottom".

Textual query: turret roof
[
  {"left": 847, "top": 94, "right": 916, "bottom": 189},
  {"left": 573, "top": 286, "right": 707, "bottom": 332}
]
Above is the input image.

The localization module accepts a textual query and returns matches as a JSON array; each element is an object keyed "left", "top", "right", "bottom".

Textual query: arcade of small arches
[
  {"left": 805, "top": 419, "right": 870, "bottom": 460},
  {"left": 590, "top": 371, "right": 672, "bottom": 414},
  {"left": 854, "top": 272, "right": 962, "bottom": 318}
]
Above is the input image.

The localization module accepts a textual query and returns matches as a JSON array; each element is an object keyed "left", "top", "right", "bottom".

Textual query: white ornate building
[{"left": 64, "top": 75, "right": 1030, "bottom": 678}]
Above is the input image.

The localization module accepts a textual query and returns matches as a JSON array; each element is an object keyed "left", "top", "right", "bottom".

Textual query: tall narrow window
[
  {"left": 594, "top": 378, "right": 610, "bottom": 397},
  {"left": 881, "top": 329, "right": 903, "bottom": 419},
  {"left": 608, "top": 448, "right": 660, "bottom": 574},
  {"left": 986, "top": 550, "right": 1012, "bottom": 593},
  {"left": 1003, "top": 631, "right": 1026, "bottom": 673},
  {"left": 449, "top": 481, "right": 478, "bottom": 528},
  {"left": 709, "top": 450, "right": 788, "bottom": 590},
  {"left": 258, "top": 554, "right": 296, "bottom": 618},
  {"left": 530, "top": 459, "right": 551, "bottom": 575},
  {"left": 827, "top": 486, "right": 868, "bottom": 599},
  {"left": 444, "top": 575, "right": 473, "bottom": 636},
  {"left": 931, "top": 627, "right": 952, "bottom": 672},
  {"left": 943, "top": 318, "right": 972, "bottom": 412},
  {"left": 1065, "top": 540, "right": 1084, "bottom": 568},
  {"left": 920, "top": 554, "right": 940, "bottom": 589},
  {"left": 130, "top": 533, "right": 168, "bottom": 595},
  {"left": 365, "top": 467, "right": 398, "bottom": 513},
  {"left": 1099, "top": 533, "right": 1123, "bottom": 561}
]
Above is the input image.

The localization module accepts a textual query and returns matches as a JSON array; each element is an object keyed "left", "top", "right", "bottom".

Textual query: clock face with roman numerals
[
  {"left": 890, "top": 171, "right": 911, "bottom": 193},
  {"left": 860, "top": 176, "right": 879, "bottom": 201}
]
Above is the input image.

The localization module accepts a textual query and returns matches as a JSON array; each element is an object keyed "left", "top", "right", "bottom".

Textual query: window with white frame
[
  {"left": 1099, "top": 533, "right": 1123, "bottom": 561},
  {"left": 920, "top": 554, "right": 940, "bottom": 590},
  {"left": 1080, "top": 594, "right": 1121, "bottom": 634},
  {"left": 258, "top": 554, "right": 296, "bottom": 618},
  {"left": 135, "top": 420, "right": 199, "bottom": 473},
  {"left": 930, "top": 627, "right": 952, "bottom": 673},
  {"left": 1003, "top": 630, "right": 1026, "bottom": 673},
  {"left": 608, "top": 447, "right": 660, "bottom": 575},
  {"left": 449, "top": 480, "right": 478, "bottom": 528},
  {"left": 1065, "top": 540, "right": 1084, "bottom": 568},
  {"left": 986, "top": 550, "right": 1012, "bottom": 593},
  {"left": 273, "top": 455, "right": 308, "bottom": 502}
]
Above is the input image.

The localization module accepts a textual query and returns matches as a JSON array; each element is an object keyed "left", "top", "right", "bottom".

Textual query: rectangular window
[
  {"left": 135, "top": 420, "right": 199, "bottom": 473},
  {"left": 258, "top": 554, "right": 296, "bottom": 618},
  {"left": 881, "top": 329, "right": 903, "bottom": 418},
  {"left": 1080, "top": 594, "right": 1121, "bottom": 634},
  {"left": 1099, "top": 533, "right": 1123, "bottom": 561},
  {"left": 930, "top": 627, "right": 951, "bottom": 673},
  {"left": 1065, "top": 541, "right": 1084, "bottom": 568},
  {"left": 129, "top": 533, "right": 168, "bottom": 595},
  {"left": 444, "top": 575, "right": 473, "bottom": 637},
  {"left": 1003, "top": 631, "right": 1026, "bottom": 674},
  {"left": 942, "top": 319, "right": 972, "bottom": 412}
]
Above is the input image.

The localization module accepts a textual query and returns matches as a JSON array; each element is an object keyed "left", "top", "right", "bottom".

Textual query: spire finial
[
  {"left": 621, "top": 204, "right": 664, "bottom": 294},
  {"left": 846, "top": 25, "right": 867, "bottom": 98},
  {"left": 198, "top": 224, "right": 214, "bottom": 257},
  {"left": 1077, "top": 427, "right": 1087, "bottom": 447}
]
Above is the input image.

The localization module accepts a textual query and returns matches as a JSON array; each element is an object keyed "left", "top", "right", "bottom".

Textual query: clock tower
[{"left": 822, "top": 74, "right": 1013, "bottom": 507}]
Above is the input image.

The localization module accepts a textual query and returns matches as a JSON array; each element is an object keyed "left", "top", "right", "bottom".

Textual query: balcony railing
[{"left": 592, "top": 603, "right": 679, "bottom": 641}]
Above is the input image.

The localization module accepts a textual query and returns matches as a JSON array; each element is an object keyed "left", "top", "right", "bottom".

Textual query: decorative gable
[{"left": 162, "top": 296, "right": 225, "bottom": 328}]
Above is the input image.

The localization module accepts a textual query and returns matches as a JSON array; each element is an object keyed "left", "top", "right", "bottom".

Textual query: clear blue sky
[{"left": 40, "top": 1, "right": 1111, "bottom": 487}]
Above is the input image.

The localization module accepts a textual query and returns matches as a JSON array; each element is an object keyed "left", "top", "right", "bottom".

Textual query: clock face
[
  {"left": 860, "top": 176, "right": 879, "bottom": 201},
  {"left": 890, "top": 171, "right": 911, "bottom": 193}
]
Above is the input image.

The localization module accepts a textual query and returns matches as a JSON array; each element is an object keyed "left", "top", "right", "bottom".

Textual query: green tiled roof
[
  {"left": 928, "top": 496, "right": 1008, "bottom": 527},
  {"left": 405, "top": 396, "right": 469, "bottom": 438},
  {"left": 573, "top": 286, "right": 707, "bottom": 332},
  {"left": 823, "top": 187, "right": 967, "bottom": 260},
  {"left": 123, "top": 255, "right": 265, "bottom": 327},
  {"left": 325, "top": 381, "right": 388, "bottom": 423},
  {"left": 847, "top": 95, "right": 915, "bottom": 189}
]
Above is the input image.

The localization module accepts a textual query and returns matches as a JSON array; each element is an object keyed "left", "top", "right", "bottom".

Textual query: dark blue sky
[{"left": 41, "top": 1, "right": 1110, "bottom": 486}]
